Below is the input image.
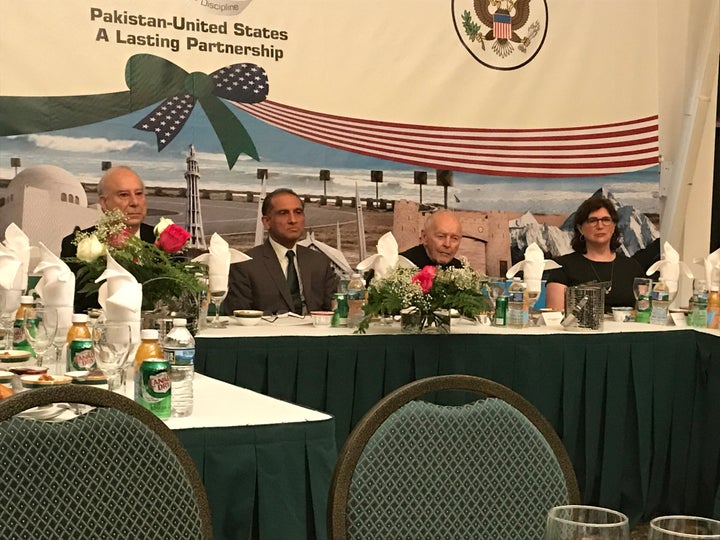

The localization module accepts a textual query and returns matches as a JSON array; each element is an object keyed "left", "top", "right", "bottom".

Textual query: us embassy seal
[{"left": 452, "top": 0, "right": 548, "bottom": 70}]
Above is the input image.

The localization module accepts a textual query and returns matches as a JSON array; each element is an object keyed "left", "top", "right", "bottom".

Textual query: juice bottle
[
  {"left": 66, "top": 314, "right": 94, "bottom": 371},
  {"left": 134, "top": 328, "right": 164, "bottom": 399},
  {"left": 13, "top": 296, "right": 36, "bottom": 357},
  {"left": 707, "top": 286, "right": 720, "bottom": 329}
]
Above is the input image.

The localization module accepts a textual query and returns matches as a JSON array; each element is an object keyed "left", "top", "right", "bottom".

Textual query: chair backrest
[
  {"left": 0, "top": 385, "right": 212, "bottom": 540},
  {"left": 328, "top": 374, "right": 580, "bottom": 540}
]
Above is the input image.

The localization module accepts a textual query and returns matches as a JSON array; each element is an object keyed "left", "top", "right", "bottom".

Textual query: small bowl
[
  {"left": 21, "top": 374, "right": 73, "bottom": 389},
  {"left": 310, "top": 311, "right": 334, "bottom": 327},
  {"left": 233, "top": 309, "right": 264, "bottom": 326},
  {"left": 611, "top": 306, "right": 633, "bottom": 322}
]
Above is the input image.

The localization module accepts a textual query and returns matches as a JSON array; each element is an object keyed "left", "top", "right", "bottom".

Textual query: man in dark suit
[
  {"left": 223, "top": 188, "right": 337, "bottom": 315},
  {"left": 60, "top": 166, "right": 155, "bottom": 312},
  {"left": 400, "top": 210, "right": 464, "bottom": 269}
]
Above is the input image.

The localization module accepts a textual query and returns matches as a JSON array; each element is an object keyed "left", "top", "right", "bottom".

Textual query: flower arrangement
[
  {"left": 356, "top": 262, "right": 493, "bottom": 334},
  {"left": 70, "top": 209, "right": 205, "bottom": 311}
]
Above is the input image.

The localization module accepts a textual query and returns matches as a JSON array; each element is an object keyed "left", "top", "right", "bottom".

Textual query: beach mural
[{"left": 0, "top": 0, "right": 660, "bottom": 244}]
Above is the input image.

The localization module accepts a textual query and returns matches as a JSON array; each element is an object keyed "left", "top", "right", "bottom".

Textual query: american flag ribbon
[
  {"left": 134, "top": 63, "right": 268, "bottom": 150},
  {"left": 232, "top": 100, "right": 659, "bottom": 178}
]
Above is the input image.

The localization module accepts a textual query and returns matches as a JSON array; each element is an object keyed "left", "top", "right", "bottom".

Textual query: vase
[
  {"left": 399, "top": 309, "right": 451, "bottom": 334},
  {"left": 142, "top": 289, "right": 207, "bottom": 336}
]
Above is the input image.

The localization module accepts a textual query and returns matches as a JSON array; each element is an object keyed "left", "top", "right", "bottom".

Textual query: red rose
[
  {"left": 412, "top": 265, "right": 437, "bottom": 293},
  {"left": 107, "top": 228, "right": 133, "bottom": 248},
  {"left": 155, "top": 223, "right": 191, "bottom": 253}
]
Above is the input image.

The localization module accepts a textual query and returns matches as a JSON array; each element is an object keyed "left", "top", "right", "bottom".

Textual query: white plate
[{"left": 17, "top": 404, "right": 65, "bottom": 421}]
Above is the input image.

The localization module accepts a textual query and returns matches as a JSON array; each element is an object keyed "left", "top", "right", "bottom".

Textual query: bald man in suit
[{"left": 223, "top": 188, "right": 337, "bottom": 315}]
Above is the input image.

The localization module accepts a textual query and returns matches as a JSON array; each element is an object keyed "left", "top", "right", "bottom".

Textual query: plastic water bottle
[
  {"left": 689, "top": 281, "right": 708, "bottom": 328},
  {"left": 163, "top": 318, "right": 195, "bottom": 417},
  {"left": 650, "top": 278, "right": 670, "bottom": 325},
  {"left": 346, "top": 272, "right": 367, "bottom": 328},
  {"left": 507, "top": 278, "right": 528, "bottom": 328}
]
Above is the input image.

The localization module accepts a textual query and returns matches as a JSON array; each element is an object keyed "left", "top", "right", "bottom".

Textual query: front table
[
  {"left": 147, "top": 374, "right": 337, "bottom": 540},
  {"left": 195, "top": 317, "right": 720, "bottom": 526}
]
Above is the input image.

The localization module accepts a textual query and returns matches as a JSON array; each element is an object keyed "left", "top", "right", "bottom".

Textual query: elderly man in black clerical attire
[{"left": 400, "top": 210, "right": 464, "bottom": 269}]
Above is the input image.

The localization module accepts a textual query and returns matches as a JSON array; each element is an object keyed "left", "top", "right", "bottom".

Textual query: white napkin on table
[
  {"left": 356, "top": 232, "right": 415, "bottom": 279},
  {"left": 693, "top": 247, "right": 720, "bottom": 288},
  {"left": 33, "top": 242, "right": 75, "bottom": 335},
  {"left": 646, "top": 241, "right": 693, "bottom": 296},
  {"left": 2, "top": 223, "right": 36, "bottom": 290},
  {"left": 506, "top": 242, "right": 561, "bottom": 293},
  {"left": 95, "top": 253, "right": 142, "bottom": 342},
  {"left": 0, "top": 245, "right": 24, "bottom": 291},
  {"left": 192, "top": 233, "right": 251, "bottom": 292}
]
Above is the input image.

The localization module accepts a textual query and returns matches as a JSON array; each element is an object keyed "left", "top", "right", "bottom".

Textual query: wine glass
[
  {"left": 649, "top": 516, "right": 720, "bottom": 539},
  {"left": 208, "top": 289, "right": 227, "bottom": 327},
  {"left": 23, "top": 307, "right": 58, "bottom": 367},
  {"left": 0, "top": 289, "right": 23, "bottom": 350},
  {"left": 91, "top": 322, "right": 132, "bottom": 392},
  {"left": 545, "top": 505, "right": 630, "bottom": 539}
]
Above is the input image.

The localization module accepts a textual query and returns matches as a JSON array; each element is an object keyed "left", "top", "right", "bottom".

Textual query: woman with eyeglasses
[{"left": 545, "top": 196, "right": 646, "bottom": 312}]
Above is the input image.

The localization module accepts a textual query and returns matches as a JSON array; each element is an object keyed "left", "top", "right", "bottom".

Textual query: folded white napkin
[
  {"left": 0, "top": 245, "right": 24, "bottom": 291},
  {"left": 2, "top": 223, "right": 35, "bottom": 290},
  {"left": 356, "top": 232, "right": 415, "bottom": 279},
  {"left": 646, "top": 241, "right": 693, "bottom": 296},
  {"left": 694, "top": 247, "right": 720, "bottom": 288},
  {"left": 95, "top": 253, "right": 142, "bottom": 342},
  {"left": 192, "top": 233, "right": 251, "bottom": 292},
  {"left": 506, "top": 242, "right": 561, "bottom": 293},
  {"left": 33, "top": 242, "right": 76, "bottom": 334}
]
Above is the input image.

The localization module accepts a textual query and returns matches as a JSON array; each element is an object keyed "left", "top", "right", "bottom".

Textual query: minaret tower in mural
[{"left": 184, "top": 144, "right": 207, "bottom": 250}]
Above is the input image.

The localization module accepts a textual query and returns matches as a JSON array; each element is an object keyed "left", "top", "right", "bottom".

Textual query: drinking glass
[
  {"left": 208, "top": 289, "right": 227, "bottom": 327},
  {"left": 0, "top": 289, "right": 22, "bottom": 350},
  {"left": 91, "top": 322, "right": 132, "bottom": 392},
  {"left": 544, "top": 505, "right": 630, "bottom": 539},
  {"left": 23, "top": 307, "right": 58, "bottom": 367},
  {"left": 649, "top": 516, "right": 720, "bottom": 539}
]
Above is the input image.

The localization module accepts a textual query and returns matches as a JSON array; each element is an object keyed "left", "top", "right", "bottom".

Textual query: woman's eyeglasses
[{"left": 585, "top": 216, "right": 614, "bottom": 226}]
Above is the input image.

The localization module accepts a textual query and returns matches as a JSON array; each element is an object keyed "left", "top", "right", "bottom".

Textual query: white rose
[
  {"left": 154, "top": 217, "right": 174, "bottom": 236},
  {"left": 76, "top": 235, "right": 105, "bottom": 262}
]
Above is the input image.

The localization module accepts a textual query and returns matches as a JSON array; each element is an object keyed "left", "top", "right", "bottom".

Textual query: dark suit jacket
[
  {"left": 60, "top": 223, "right": 156, "bottom": 313},
  {"left": 223, "top": 240, "right": 338, "bottom": 315}
]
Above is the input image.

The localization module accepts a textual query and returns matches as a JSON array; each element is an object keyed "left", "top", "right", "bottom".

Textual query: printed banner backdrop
[{"left": 0, "top": 0, "right": 660, "bottom": 213}]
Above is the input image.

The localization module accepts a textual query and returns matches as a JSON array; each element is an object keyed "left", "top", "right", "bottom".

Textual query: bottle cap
[
  {"left": 72, "top": 313, "right": 89, "bottom": 323},
  {"left": 172, "top": 318, "right": 187, "bottom": 327},
  {"left": 141, "top": 329, "right": 159, "bottom": 340},
  {"left": 20, "top": 296, "right": 34, "bottom": 304}
]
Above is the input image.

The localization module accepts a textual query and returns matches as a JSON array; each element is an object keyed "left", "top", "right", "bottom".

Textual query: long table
[
  {"left": 195, "top": 318, "right": 720, "bottom": 527},
  {"left": 157, "top": 374, "right": 337, "bottom": 540}
]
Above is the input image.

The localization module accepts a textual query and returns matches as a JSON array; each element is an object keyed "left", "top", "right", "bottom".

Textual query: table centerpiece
[
  {"left": 66, "top": 210, "right": 207, "bottom": 325},
  {"left": 356, "top": 262, "right": 493, "bottom": 334}
]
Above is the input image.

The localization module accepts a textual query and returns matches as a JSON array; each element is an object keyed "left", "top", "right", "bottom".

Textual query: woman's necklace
[{"left": 586, "top": 257, "right": 614, "bottom": 294}]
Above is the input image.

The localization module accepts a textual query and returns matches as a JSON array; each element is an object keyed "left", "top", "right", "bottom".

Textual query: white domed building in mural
[{"left": 0, "top": 165, "right": 101, "bottom": 256}]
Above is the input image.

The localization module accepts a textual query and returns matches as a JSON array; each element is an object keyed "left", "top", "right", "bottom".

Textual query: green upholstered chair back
[
  {"left": 0, "top": 385, "right": 212, "bottom": 540},
  {"left": 328, "top": 374, "right": 580, "bottom": 540}
]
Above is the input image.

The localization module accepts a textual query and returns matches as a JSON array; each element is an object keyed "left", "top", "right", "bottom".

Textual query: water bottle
[
  {"left": 689, "top": 280, "right": 708, "bottom": 328},
  {"left": 163, "top": 318, "right": 195, "bottom": 417},
  {"left": 650, "top": 278, "right": 670, "bottom": 325},
  {"left": 346, "top": 272, "right": 367, "bottom": 328},
  {"left": 507, "top": 278, "right": 528, "bottom": 328}
]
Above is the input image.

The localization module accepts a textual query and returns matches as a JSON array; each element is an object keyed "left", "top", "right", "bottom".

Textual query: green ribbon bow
[{"left": 0, "top": 54, "right": 269, "bottom": 168}]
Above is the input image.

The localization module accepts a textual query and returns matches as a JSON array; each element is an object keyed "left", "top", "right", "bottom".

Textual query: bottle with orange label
[
  {"left": 707, "top": 285, "right": 720, "bottom": 330},
  {"left": 65, "top": 314, "right": 95, "bottom": 372},
  {"left": 134, "top": 329, "right": 164, "bottom": 373}
]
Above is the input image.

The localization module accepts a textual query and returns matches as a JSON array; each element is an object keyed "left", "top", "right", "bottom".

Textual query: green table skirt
[
  {"left": 176, "top": 418, "right": 337, "bottom": 540},
  {"left": 195, "top": 329, "right": 720, "bottom": 526}
]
